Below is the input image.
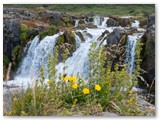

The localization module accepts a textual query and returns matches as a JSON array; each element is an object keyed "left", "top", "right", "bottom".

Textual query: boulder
[
  {"left": 56, "top": 30, "right": 76, "bottom": 62},
  {"left": 87, "top": 23, "right": 97, "bottom": 28},
  {"left": 75, "top": 32, "right": 85, "bottom": 42},
  {"left": 110, "top": 16, "right": 131, "bottom": 27},
  {"left": 140, "top": 19, "right": 147, "bottom": 28},
  {"left": 106, "top": 28, "right": 126, "bottom": 46},
  {"left": 119, "top": 18, "right": 131, "bottom": 27},
  {"left": 106, "top": 18, "right": 119, "bottom": 27}
]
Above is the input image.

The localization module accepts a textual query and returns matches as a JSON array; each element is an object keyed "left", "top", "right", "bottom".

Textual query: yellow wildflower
[
  {"left": 72, "top": 84, "right": 78, "bottom": 89},
  {"left": 47, "top": 80, "right": 53, "bottom": 85},
  {"left": 72, "top": 76, "right": 77, "bottom": 82},
  {"left": 68, "top": 76, "right": 73, "bottom": 81},
  {"left": 128, "top": 90, "right": 133, "bottom": 94},
  {"left": 63, "top": 76, "right": 68, "bottom": 81},
  {"left": 127, "top": 99, "right": 133, "bottom": 104},
  {"left": 95, "top": 84, "right": 101, "bottom": 91},
  {"left": 83, "top": 88, "right": 90, "bottom": 94}
]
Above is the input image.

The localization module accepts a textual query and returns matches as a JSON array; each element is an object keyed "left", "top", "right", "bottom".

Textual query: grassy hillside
[{"left": 4, "top": 4, "right": 155, "bottom": 16}]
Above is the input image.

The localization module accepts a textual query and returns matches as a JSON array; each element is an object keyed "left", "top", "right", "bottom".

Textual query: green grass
[{"left": 4, "top": 4, "right": 155, "bottom": 16}]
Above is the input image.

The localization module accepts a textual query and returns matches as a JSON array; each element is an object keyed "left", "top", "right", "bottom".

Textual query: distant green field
[{"left": 4, "top": 4, "right": 155, "bottom": 16}]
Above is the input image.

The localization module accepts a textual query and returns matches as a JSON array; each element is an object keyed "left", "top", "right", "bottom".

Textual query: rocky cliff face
[{"left": 140, "top": 14, "right": 155, "bottom": 85}]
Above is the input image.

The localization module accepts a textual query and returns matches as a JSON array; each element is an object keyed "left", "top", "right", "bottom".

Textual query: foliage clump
[
  {"left": 20, "top": 24, "right": 28, "bottom": 46},
  {"left": 39, "top": 26, "right": 56, "bottom": 40}
]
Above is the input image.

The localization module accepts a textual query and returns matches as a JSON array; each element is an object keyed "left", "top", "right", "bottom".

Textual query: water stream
[{"left": 5, "top": 16, "right": 143, "bottom": 89}]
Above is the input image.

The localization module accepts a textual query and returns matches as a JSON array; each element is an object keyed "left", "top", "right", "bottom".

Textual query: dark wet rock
[
  {"left": 120, "top": 18, "right": 131, "bottom": 27},
  {"left": 3, "top": 19, "right": 22, "bottom": 61},
  {"left": 110, "top": 16, "right": 131, "bottom": 27},
  {"left": 106, "top": 18, "right": 119, "bottom": 27},
  {"left": 77, "top": 23, "right": 86, "bottom": 30},
  {"left": 87, "top": 23, "right": 97, "bottom": 28},
  {"left": 78, "top": 19, "right": 85, "bottom": 24},
  {"left": 97, "top": 30, "right": 110, "bottom": 41},
  {"left": 75, "top": 32, "right": 85, "bottom": 42},
  {"left": 140, "top": 19, "right": 147, "bottom": 28},
  {"left": 83, "top": 31, "right": 93, "bottom": 38},
  {"left": 147, "top": 14, "right": 155, "bottom": 27},
  {"left": 140, "top": 24, "right": 155, "bottom": 85},
  {"left": 107, "top": 28, "right": 126, "bottom": 46}
]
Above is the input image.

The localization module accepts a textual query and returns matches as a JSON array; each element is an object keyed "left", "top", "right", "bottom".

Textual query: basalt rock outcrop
[{"left": 140, "top": 14, "right": 155, "bottom": 85}]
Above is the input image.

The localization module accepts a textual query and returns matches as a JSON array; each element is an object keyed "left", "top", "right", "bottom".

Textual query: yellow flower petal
[
  {"left": 127, "top": 99, "right": 133, "bottom": 104},
  {"left": 72, "top": 84, "right": 78, "bottom": 89},
  {"left": 128, "top": 90, "right": 133, "bottom": 94},
  {"left": 68, "top": 76, "right": 73, "bottom": 81},
  {"left": 83, "top": 88, "right": 89, "bottom": 94},
  {"left": 63, "top": 76, "right": 69, "bottom": 81},
  {"left": 95, "top": 84, "right": 101, "bottom": 91},
  {"left": 72, "top": 76, "right": 77, "bottom": 82}
]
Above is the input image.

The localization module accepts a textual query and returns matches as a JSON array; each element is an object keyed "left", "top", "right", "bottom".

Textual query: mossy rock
[
  {"left": 56, "top": 35, "right": 64, "bottom": 45},
  {"left": 55, "top": 30, "right": 76, "bottom": 62},
  {"left": 12, "top": 45, "right": 22, "bottom": 68},
  {"left": 3, "top": 55, "right": 10, "bottom": 67},
  {"left": 39, "top": 26, "right": 57, "bottom": 40},
  {"left": 20, "top": 32, "right": 28, "bottom": 46},
  {"left": 51, "top": 20, "right": 65, "bottom": 27},
  {"left": 77, "top": 23, "right": 86, "bottom": 29},
  {"left": 12, "top": 45, "right": 21, "bottom": 57},
  {"left": 20, "top": 24, "right": 28, "bottom": 32}
]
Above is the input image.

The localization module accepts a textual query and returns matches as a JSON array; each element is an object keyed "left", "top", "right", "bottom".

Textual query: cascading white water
[
  {"left": 93, "top": 16, "right": 101, "bottom": 27},
  {"left": 56, "top": 29, "right": 106, "bottom": 78},
  {"left": 125, "top": 33, "right": 144, "bottom": 76},
  {"left": 74, "top": 20, "right": 79, "bottom": 28},
  {"left": 16, "top": 36, "right": 39, "bottom": 78},
  {"left": 125, "top": 35, "right": 138, "bottom": 75},
  {"left": 7, "top": 33, "right": 62, "bottom": 87},
  {"left": 74, "top": 33, "right": 81, "bottom": 49},
  {"left": 131, "top": 20, "right": 140, "bottom": 28},
  {"left": 100, "top": 17, "right": 109, "bottom": 28},
  {"left": 125, "top": 33, "right": 144, "bottom": 92},
  {"left": 93, "top": 16, "right": 109, "bottom": 28}
]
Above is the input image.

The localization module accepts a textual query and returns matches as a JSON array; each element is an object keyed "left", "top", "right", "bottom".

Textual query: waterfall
[
  {"left": 131, "top": 20, "right": 140, "bottom": 28},
  {"left": 16, "top": 36, "right": 39, "bottom": 78},
  {"left": 93, "top": 16, "right": 109, "bottom": 28},
  {"left": 56, "top": 29, "right": 105, "bottom": 78},
  {"left": 93, "top": 16, "right": 101, "bottom": 27},
  {"left": 6, "top": 16, "right": 144, "bottom": 89},
  {"left": 7, "top": 33, "right": 62, "bottom": 87},
  {"left": 74, "top": 20, "right": 79, "bottom": 28},
  {"left": 125, "top": 33, "right": 143, "bottom": 76},
  {"left": 100, "top": 17, "right": 109, "bottom": 28},
  {"left": 126, "top": 35, "right": 138, "bottom": 75},
  {"left": 74, "top": 33, "right": 81, "bottom": 49}
]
